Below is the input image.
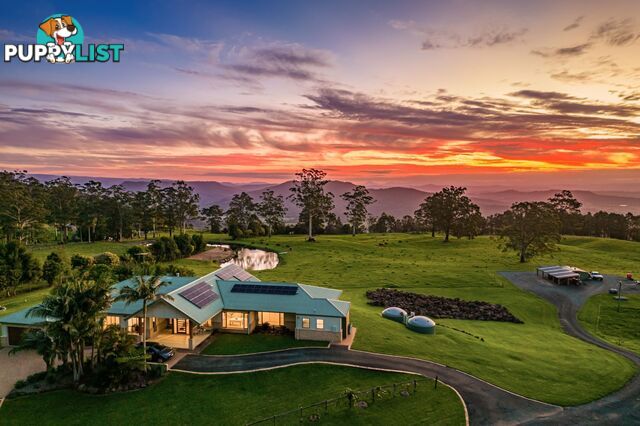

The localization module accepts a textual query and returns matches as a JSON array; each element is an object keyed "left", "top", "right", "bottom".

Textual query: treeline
[
  {"left": 0, "top": 234, "right": 204, "bottom": 297},
  {"left": 3, "top": 169, "right": 640, "bottom": 246},
  {"left": 0, "top": 171, "right": 200, "bottom": 244}
]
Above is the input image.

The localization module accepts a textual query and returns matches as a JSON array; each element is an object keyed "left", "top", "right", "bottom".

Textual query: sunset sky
[{"left": 1, "top": 0, "right": 640, "bottom": 189}]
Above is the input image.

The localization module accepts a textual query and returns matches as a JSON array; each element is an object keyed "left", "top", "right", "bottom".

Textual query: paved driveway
[{"left": 0, "top": 348, "right": 47, "bottom": 398}]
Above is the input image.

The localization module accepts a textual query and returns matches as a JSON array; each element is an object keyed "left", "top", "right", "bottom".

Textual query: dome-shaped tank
[
  {"left": 381, "top": 307, "right": 407, "bottom": 323},
  {"left": 406, "top": 315, "right": 436, "bottom": 334}
]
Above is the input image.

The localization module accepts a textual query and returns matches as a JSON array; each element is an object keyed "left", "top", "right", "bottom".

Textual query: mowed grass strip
[
  {"left": 1, "top": 365, "right": 466, "bottom": 426},
  {"left": 579, "top": 294, "right": 640, "bottom": 355},
  {"left": 201, "top": 333, "right": 328, "bottom": 355}
]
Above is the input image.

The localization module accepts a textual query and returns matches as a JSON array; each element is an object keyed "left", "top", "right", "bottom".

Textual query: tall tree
[
  {"left": 341, "top": 185, "right": 375, "bottom": 236},
  {"left": 201, "top": 204, "right": 224, "bottom": 233},
  {"left": 226, "top": 192, "right": 257, "bottom": 238},
  {"left": 45, "top": 177, "right": 78, "bottom": 243},
  {"left": 414, "top": 197, "right": 437, "bottom": 237},
  {"left": 418, "top": 186, "right": 480, "bottom": 242},
  {"left": 105, "top": 185, "right": 132, "bottom": 242},
  {"left": 0, "top": 170, "right": 48, "bottom": 243},
  {"left": 146, "top": 180, "right": 164, "bottom": 238},
  {"left": 78, "top": 181, "right": 107, "bottom": 243},
  {"left": 164, "top": 180, "right": 200, "bottom": 234},
  {"left": 497, "top": 201, "right": 561, "bottom": 262},
  {"left": 257, "top": 190, "right": 287, "bottom": 237},
  {"left": 115, "top": 276, "right": 174, "bottom": 370},
  {"left": 289, "top": 168, "right": 334, "bottom": 241},
  {"left": 548, "top": 190, "right": 582, "bottom": 235}
]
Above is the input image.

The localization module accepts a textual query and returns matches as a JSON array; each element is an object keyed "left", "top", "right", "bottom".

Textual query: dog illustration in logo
[{"left": 39, "top": 16, "right": 77, "bottom": 63}]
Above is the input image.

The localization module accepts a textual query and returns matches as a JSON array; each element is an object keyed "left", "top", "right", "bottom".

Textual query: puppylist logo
[{"left": 4, "top": 14, "right": 124, "bottom": 63}]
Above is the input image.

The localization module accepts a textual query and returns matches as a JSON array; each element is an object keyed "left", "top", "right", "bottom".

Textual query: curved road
[
  {"left": 174, "top": 273, "right": 640, "bottom": 425},
  {"left": 502, "top": 272, "right": 640, "bottom": 425}
]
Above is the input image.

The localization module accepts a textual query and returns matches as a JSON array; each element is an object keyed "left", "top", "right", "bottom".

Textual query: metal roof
[
  {"left": 216, "top": 280, "right": 349, "bottom": 318},
  {"left": 0, "top": 307, "right": 49, "bottom": 326},
  {"left": 1, "top": 266, "right": 350, "bottom": 328}
]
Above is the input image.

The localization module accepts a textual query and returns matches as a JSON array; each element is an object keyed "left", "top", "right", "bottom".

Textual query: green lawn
[
  {"left": 27, "top": 240, "right": 145, "bottom": 263},
  {"left": 5, "top": 233, "right": 640, "bottom": 406},
  {"left": 240, "top": 234, "right": 639, "bottom": 406},
  {"left": 201, "top": 333, "right": 328, "bottom": 355},
  {"left": 1, "top": 365, "right": 465, "bottom": 426},
  {"left": 579, "top": 293, "right": 640, "bottom": 355}
]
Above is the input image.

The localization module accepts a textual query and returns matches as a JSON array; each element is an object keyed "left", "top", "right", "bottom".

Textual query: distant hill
[{"left": 27, "top": 174, "right": 640, "bottom": 218}]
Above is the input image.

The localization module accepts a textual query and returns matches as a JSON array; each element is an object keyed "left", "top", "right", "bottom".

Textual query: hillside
[{"left": 27, "top": 174, "right": 640, "bottom": 218}]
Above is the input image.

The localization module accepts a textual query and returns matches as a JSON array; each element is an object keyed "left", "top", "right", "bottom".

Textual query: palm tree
[
  {"left": 115, "top": 276, "right": 173, "bottom": 370},
  {"left": 27, "top": 276, "right": 114, "bottom": 382},
  {"left": 9, "top": 329, "right": 57, "bottom": 370}
]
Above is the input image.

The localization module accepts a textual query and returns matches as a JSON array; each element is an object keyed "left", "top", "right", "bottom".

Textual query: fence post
[
  {"left": 299, "top": 407, "right": 303, "bottom": 420},
  {"left": 413, "top": 379, "right": 417, "bottom": 395},
  {"left": 393, "top": 383, "right": 396, "bottom": 397},
  {"left": 272, "top": 415, "right": 276, "bottom": 426},
  {"left": 371, "top": 388, "right": 375, "bottom": 403},
  {"left": 434, "top": 376, "right": 438, "bottom": 389},
  {"left": 325, "top": 400, "right": 328, "bottom": 414}
]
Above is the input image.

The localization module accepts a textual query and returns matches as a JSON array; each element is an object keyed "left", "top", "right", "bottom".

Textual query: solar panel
[
  {"left": 231, "top": 284, "right": 298, "bottom": 295},
  {"left": 216, "top": 264, "right": 257, "bottom": 281},
  {"left": 179, "top": 282, "right": 219, "bottom": 308}
]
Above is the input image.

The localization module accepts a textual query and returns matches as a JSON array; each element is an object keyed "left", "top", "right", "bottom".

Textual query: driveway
[
  {"left": 0, "top": 348, "right": 47, "bottom": 398},
  {"left": 501, "top": 272, "right": 640, "bottom": 425}
]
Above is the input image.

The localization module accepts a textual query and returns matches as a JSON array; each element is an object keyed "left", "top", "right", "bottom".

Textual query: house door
[{"left": 175, "top": 319, "right": 188, "bottom": 334}]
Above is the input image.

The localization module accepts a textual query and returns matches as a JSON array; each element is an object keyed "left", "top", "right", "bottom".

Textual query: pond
[{"left": 208, "top": 244, "right": 279, "bottom": 271}]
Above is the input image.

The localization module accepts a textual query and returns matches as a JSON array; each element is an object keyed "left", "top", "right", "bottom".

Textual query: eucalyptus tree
[
  {"left": 0, "top": 170, "right": 47, "bottom": 243},
  {"left": 45, "top": 176, "right": 79, "bottom": 243},
  {"left": 289, "top": 169, "right": 334, "bottom": 241},
  {"left": 497, "top": 201, "right": 561, "bottom": 262},
  {"left": 201, "top": 204, "right": 224, "bottom": 233},
  {"left": 416, "top": 186, "right": 479, "bottom": 242},
  {"left": 341, "top": 185, "right": 375, "bottom": 236},
  {"left": 257, "top": 190, "right": 287, "bottom": 237}
]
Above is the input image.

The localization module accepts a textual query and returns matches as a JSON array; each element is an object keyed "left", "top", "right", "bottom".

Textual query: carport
[{"left": 536, "top": 266, "right": 580, "bottom": 285}]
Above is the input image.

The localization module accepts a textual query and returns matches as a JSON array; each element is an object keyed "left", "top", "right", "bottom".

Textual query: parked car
[
  {"left": 590, "top": 271, "right": 604, "bottom": 281},
  {"left": 608, "top": 288, "right": 618, "bottom": 294},
  {"left": 138, "top": 342, "right": 175, "bottom": 362}
]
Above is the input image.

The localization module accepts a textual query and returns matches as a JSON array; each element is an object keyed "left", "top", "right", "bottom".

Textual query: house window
[
  {"left": 316, "top": 319, "right": 324, "bottom": 330},
  {"left": 104, "top": 316, "right": 120, "bottom": 328},
  {"left": 259, "top": 312, "right": 284, "bottom": 326},
  {"left": 302, "top": 317, "right": 310, "bottom": 328},
  {"left": 127, "top": 317, "right": 141, "bottom": 334},
  {"left": 224, "top": 312, "right": 246, "bottom": 329}
]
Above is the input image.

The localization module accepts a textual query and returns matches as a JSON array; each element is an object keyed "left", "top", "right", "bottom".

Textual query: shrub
[
  {"left": 94, "top": 252, "right": 121, "bottom": 266},
  {"left": 191, "top": 234, "right": 206, "bottom": 253},
  {"left": 14, "top": 380, "right": 27, "bottom": 389},
  {"left": 126, "top": 245, "right": 152, "bottom": 263},
  {"left": 150, "top": 237, "right": 181, "bottom": 262},
  {"left": 154, "top": 264, "right": 196, "bottom": 277},
  {"left": 87, "top": 264, "right": 113, "bottom": 282},
  {"left": 42, "top": 252, "right": 68, "bottom": 286},
  {"left": 70, "top": 254, "right": 94, "bottom": 270},
  {"left": 173, "top": 234, "right": 194, "bottom": 257}
]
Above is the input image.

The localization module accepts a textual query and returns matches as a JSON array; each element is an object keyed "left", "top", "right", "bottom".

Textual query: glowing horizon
[{"left": 1, "top": 0, "right": 640, "bottom": 188}]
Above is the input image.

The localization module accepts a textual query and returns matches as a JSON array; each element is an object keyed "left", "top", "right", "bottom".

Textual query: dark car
[{"left": 138, "top": 342, "right": 175, "bottom": 362}]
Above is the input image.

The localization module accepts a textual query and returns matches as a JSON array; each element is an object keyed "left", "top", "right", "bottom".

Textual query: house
[{"left": 0, "top": 264, "right": 352, "bottom": 349}]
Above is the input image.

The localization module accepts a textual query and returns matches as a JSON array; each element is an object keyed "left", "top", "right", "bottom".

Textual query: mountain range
[{"left": 30, "top": 174, "right": 640, "bottom": 219}]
